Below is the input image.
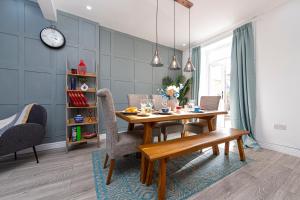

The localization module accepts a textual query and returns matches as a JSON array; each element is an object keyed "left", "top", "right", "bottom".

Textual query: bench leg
[
  {"left": 212, "top": 145, "right": 220, "bottom": 155},
  {"left": 140, "top": 154, "right": 148, "bottom": 183},
  {"left": 237, "top": 137, "right": 246, "bottom": 161},
  {"left": 158, "top": 158, "right": 167, "bottom": 200},
  {"left": 146, "top": 161, "right": 154, "bottom": 186},
  {"left": 225, "top": 142, "right": 230, "bottom": 156}
]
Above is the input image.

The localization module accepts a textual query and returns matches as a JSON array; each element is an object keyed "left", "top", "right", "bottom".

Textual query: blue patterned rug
[{"left": 92, "top": 149, "right": 250, "bottom": 200}]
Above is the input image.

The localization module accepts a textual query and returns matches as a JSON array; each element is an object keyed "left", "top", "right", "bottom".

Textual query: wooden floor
[{"left": 0, "top": 140, "right": 299, "bottom": 200}]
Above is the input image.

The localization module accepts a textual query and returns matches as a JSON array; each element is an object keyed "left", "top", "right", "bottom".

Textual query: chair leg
[
  {"left": 14, "top": 152, "right": 17, "bottom": 160},
  {"left": 237, "top": 137, "right": 246, "bottom": 161},
  {"left": 212, "top": 145, "right": 220, "bottom": 156},
  {"left": 103, "top": 154, "right": 109, "bottom": 169},
  {"left": 225, "top": 142, "right": 230, "bottom": 156},
  {"left": 163, "top": 133, "right": 167, "bottom": 141},
  {"left": 106, "top": 159, "right": 115, "bottom": 185},
  {"left": 33, "top": 146, "right": 39, "bottom": 163},
  {"left": 157, "top": 134, "right": 161, "bottom": 142},
  {"left": 146, "top": 161, "right": 154, "bottom": 186}
]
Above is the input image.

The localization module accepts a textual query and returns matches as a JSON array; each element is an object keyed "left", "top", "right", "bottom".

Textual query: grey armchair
[
  {"left": 152, "top": 95, "right": 184, "bottom": 141},
  {"left": 127, "top": 94, "right": 162, "bottom": 142},
  {"left": 98, "top": 89, "right": 144, "bottom": 185},
  {"left": 0, "top": 104, "right": 47, "bottom": 163},
  {"left": 184, "top": 96, "right": 221, "bottom": 134}
]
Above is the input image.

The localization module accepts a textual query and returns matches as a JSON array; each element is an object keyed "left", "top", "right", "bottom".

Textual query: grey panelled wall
[
  {"left": 99, "top": 27, "right": 182, "bottom": 131},
  {"left": 0, "top": 0, "right": 182, "bottom": 142},
  {"left": 0, "top": 0, "right": 99, "bottom": 143}
]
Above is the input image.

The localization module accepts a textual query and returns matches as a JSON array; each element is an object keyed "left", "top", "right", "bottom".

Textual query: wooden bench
[{"left": 139, "top": 128, "right": 249, "bottom": 200}]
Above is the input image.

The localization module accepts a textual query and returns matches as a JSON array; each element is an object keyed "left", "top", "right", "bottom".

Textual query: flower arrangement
[
  {"left": 158, "top": 85, "right": 182, "bottom": 100},
  {"left": 158, "top": 75, "right": 192, "bottom": 106}
]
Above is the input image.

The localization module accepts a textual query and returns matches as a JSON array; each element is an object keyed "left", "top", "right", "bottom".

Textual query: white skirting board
[
  {"left": 2, "top": 134, "right": 107, "bottom": 156},
  {"left": 258, "top": 140, "right": 300, "bottom": 158}
]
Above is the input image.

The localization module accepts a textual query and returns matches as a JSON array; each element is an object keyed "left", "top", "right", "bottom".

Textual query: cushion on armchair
[{"left": 0, "top": 104, "right": 35, "bottom": 137}]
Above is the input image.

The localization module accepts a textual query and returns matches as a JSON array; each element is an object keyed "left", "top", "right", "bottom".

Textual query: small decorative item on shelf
[
  {"left": 77, "top": 59, "right": 87, "bottom": 75},
  {"left": 68, "top": 91, "right": 89, "bottom": 107},
  {"left": 71, "top": 68, "right": 77, "bottom": 74},
  {"left": 82, "top": 132, "right": 97, "bottom": 139},
  {"left": 74, "top": 114, "right": 84, "bottom": 123},
  {"left": 79, "top": 77, "right": 89, "bottom": 92},
  {"left": 71, "top": 127, "right": 77, "bottom": 142},
  {"left": 87, "top": 109, "right": 94, "bottom": 122},
  {"left": 70, "top": 77, "right": 77, "bottom": 90},
  {"left": 76, "top": 126, "right": 81, "bottom": 141},
  {"left": 80, "top": 83, "right": 89, "bottom": 91}
]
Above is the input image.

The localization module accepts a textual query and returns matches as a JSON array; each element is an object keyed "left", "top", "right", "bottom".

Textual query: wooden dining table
[{"left": 115, "top": 110, "right": 228, "bottom": 183}]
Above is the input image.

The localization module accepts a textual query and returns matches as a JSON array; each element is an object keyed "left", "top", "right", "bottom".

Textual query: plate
[
  {"left": 191, "top": 110, "right": 204, "bottom": 113},
  {"left": 137, "top": 113, "right": 150, "bottom": 117},
  {"left": 157, "top": 112, "right": 173, "bottom": 115},
  {"left": 121, "top": 111, "right": 138, "bottom": 115}
]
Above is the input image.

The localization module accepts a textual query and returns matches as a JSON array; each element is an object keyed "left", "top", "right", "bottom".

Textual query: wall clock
[{"left": 40, "top": 26, "right": 65, "bottom": 49}]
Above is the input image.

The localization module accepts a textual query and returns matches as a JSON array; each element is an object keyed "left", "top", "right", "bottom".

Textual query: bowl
[{"left": 161, "top": 108, "right": 169, "bottom": 113}]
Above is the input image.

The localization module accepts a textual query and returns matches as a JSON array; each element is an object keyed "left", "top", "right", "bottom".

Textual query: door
[{"left": 204, "top": 36, "right": 232, "bottom": 128}]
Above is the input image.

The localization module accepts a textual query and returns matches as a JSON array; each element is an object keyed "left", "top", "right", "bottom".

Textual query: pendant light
[
  {"left": 169, "top": 0, "right": 181, "bottom": 70},
  {"left": 184, "top": 8, "right": 195, "bottom": 72},
  {"left": 151, "top": 0, "right": 163, "bottom": 67}
]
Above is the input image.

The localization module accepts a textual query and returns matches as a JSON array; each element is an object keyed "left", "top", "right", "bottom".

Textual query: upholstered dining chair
[
  {"left": 97, "top": 89, "right": 144, "bottom": 185},
  {"left": 127, "top": 94, "right": 162, "bottom": 142},
  {"left": 184, "top": 96, "right": 221, "bottom": 134},
  {"left": 152, "top": 95, "right": 184, "bottom": 141}
]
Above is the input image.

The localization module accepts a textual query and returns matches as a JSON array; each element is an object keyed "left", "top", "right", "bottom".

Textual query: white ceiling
[{"left": 53, "top": 0, "right": 289, "bottom": 50}]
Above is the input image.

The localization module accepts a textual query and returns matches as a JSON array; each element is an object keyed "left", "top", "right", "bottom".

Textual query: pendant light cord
[
  {"left": 156, "top": 0, "right": 159, "bottom": 49},
  {"left": 189, "top": 8, "right": 191, "bottom": 58},
  {"left": 173, "top": 0, "right": 176, "bottom": 55}
]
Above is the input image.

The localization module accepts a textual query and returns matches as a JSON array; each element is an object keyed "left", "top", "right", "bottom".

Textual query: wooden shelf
[
  {"left": 67, "top": 117, "right": 98, "bottom": 126},
  {"left": 66, "top": 88, "right": 96, "bottom": 93},
  {"left": 67, "top": 136, "right": 98, "bottom": 145},
  {"left": 67, "top": 71, "right": 96, "bottom": 78},
  {"left": 65, "top": 58, "right": 100, "bottom": 152},
  {"left": 67, "top": 104, "right": 97, "bottom": 109}
]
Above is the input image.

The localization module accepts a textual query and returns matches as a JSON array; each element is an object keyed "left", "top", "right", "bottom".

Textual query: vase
[{"left": 167, "top": 97, "right": 178, "bottom": 111}]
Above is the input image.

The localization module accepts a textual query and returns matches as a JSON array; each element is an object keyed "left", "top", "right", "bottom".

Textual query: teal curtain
[
  {"left": 230, "top": 22, "right": 258, "bottom": 148},
  {"left": 191, "top": 47, "right": 201, "bottom": 104}
]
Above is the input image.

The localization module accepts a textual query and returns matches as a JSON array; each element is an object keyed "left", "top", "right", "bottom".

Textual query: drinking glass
[
  {"left": 161, "top": 97, "right": 168, "bottom": 108},
  {"left": 145, "top": 99, "right": 153, "bottom": 113},
  {"left": 140, "top": 99, "right": 147, "bottom": 114}
]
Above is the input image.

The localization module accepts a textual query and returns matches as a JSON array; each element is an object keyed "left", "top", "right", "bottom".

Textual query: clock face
[{"left": 40, "top": 27, "right": 65, "bottom": 49}]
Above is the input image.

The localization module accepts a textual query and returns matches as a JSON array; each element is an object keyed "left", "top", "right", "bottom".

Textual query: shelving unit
[{"left": 65, "top": 58, "right": 100, "bottom": 152}]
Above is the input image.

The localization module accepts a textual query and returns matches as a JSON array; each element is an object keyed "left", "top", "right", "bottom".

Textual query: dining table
[{"left": 115, "top": 110, "right": 228, "bottom": 183}]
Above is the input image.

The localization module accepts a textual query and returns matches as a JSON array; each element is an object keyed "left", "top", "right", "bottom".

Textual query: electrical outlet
[{"left": 274, "top": 123, "right": 287, "bottom": 130}]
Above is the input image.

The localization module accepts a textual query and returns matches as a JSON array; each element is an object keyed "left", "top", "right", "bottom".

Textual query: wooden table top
[{"left": 115, "top": 110, "right": 228, "bottom": 124}]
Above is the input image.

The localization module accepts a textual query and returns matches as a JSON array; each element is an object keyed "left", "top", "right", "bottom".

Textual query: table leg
[
  {"left": 206, "top": 116, "right": 219, "bottom": 156},
  {"left": 128, "top": 123, "right": 134, "bottom": 131},
  {"left": 140, "top": 122, "right": 154, "bottom": 183}
]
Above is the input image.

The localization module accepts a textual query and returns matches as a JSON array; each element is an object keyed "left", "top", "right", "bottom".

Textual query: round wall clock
[{"left": 40, "top": 26, "right": 66, "bottom": 49}]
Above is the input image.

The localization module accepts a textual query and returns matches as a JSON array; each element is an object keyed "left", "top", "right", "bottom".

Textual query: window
[{"left": 200, "top": 36, "right": 232, "bottom": 128}]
